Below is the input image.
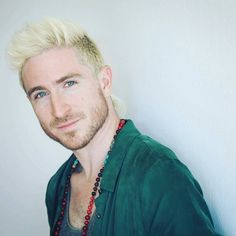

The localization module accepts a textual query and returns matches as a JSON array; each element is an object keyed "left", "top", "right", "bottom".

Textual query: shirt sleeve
[{"left": 140, "top": 158, "right": 222, "bottom": 236}]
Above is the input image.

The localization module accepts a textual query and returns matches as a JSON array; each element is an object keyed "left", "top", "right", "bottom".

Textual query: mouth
[{"left": 56, "top": 119, "right": 80, "bottom": 130}]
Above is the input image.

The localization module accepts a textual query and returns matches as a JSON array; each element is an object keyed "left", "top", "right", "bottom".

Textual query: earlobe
[{"left": 99, "top": 65, "right": 112, "bottom": 96}]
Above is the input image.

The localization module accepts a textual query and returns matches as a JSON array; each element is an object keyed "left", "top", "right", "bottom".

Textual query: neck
[{"left": 73, "top": 113, "right": 120, "bottom": 180}]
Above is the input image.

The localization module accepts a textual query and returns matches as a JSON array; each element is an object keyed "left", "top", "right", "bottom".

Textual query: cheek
[
  {"left": 64, "top": 91, "right": 85, "bottom": 107},
  {"left": 31, "top": 97, "right": 50, "bottom": 111},
  {"left": 32, "top": 103, "right": 51, "bottom": 124}
]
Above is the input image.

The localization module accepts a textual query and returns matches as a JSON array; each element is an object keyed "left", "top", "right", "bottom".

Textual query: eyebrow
[
  {"left": 27, "top": 73, "right": 81, "bottom": 98},
  {"left": 27, "top": 86, "right": 46, "bottom": 98},
  {"left": 55, "top": 73, "right": 81, "bottom": 84}
]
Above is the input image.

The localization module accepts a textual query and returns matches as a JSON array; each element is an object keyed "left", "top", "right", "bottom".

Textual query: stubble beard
[{"left": 40, "top": 90, "right": 109, "bottom": 151}]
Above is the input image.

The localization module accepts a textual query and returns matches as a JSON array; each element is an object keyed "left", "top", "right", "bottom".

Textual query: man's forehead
[
  {"left": 23, "top": 47, "right": 81, "bottom": 72},
  {"left": 22, "top": 47, "right": 92, "bottom": 90}
]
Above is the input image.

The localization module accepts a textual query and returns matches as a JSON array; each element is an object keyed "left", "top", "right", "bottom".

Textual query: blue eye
[
  {"left": 65, "top": 80, "right": 78, "bottom": 87},
  {"left": 34, "top": 91, "right": 47, "bottom": 100}
]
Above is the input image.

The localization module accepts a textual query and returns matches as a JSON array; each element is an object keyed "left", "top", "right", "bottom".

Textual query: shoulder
[
  {"left": 125, "top": 132, "right": 180, "bottom": 171},
  {"left": 127, "top": 133, "right": 202, "bottom": 198},
  {"left": 123, "top": 132, "right": 205, "bottom": 212},
  {"left": 121, "top": 132, "right": 203, "bottom": 204},
  {"left": 127, "top": 135, "right": 217, "bottom": 235}
]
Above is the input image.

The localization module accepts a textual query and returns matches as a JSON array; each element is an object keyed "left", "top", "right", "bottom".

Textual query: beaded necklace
[{"left": 53, "top": 119, "right": 126, "bottom": 236}]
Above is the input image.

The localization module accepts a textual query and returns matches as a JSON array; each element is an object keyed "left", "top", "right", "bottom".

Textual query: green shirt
[{"left": 46, "top": 120, "right": 221, "bottom": 236}]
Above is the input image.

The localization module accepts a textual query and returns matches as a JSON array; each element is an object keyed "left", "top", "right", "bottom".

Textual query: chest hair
[{"left": 69, "top": 173, "right": 97, "bottom": 229}]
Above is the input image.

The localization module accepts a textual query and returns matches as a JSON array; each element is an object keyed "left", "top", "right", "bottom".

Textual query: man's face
[{"left": 22, "top": 47, "right": 109, "bottom": 150}]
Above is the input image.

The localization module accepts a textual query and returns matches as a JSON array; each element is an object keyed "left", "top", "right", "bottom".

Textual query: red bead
[
  {"left": 87, "top": 209, "right": 92, "bottom": 214},
  {"left": 84, "top": 220, "right": 89, "bottom": 225},
  {"left": 85, "top": 215, "right": 90, "bottom": 220}
]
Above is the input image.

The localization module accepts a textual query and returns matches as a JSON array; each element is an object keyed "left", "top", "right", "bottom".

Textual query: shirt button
[
  {"left": 96, "top": 213, "right": 102, "bottom": 219},
  {"left": 98, "top": 189, "right": 103, "bottom": 194}
]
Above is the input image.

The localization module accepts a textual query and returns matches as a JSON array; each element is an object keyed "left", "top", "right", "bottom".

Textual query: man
[{"left": 8, "top": 18, "right": 221, "bottom": 236}]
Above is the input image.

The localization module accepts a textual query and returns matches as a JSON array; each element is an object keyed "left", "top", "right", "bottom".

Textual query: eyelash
[
  {"left": 34, "top": 91, "right": 48, "bottom": 100},
  {"left": 32, "top": 80, "right": 78, "bottom": 100},
  {"left": 64, "top": 80, "right": 78, "bottom": 87}
]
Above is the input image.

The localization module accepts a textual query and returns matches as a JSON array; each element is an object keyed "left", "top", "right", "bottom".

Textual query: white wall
[{"left": 1, "top": 0, "right": 235, "bottom": 235}]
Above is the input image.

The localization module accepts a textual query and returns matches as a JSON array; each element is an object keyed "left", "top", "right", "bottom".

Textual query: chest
[{"left": 68, "top": 174, "right": 97, "bottom": 229}]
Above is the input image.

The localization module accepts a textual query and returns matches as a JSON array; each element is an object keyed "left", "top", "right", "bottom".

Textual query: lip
[{"left": 56, "top": 119, "right": 80, "bottom": 130}]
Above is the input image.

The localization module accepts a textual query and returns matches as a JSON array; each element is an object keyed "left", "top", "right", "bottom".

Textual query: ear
[{"left": 98, "top": 65, "right": 112, "bottom": 97}]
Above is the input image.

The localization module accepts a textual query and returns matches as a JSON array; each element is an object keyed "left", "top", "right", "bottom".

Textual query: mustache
[{"left": 50, "top": 112, "right": 86, "bottom": 127}]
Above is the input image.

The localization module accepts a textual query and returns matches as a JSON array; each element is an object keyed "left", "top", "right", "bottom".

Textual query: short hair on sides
[{"left": 7, "top": 18, "right": 104, "bottom": 84}]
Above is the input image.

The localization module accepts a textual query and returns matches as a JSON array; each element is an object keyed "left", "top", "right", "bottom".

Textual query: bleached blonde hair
[
  {"left": 8, "top": 18, "right": 104, "bottom": 83},
  {"left": 7, "top": 18, "right": 126, "bottom": 117}
]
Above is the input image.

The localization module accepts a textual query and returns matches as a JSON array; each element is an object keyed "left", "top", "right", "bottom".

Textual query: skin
[{"left": 22, "top": 47, "right": 120, "bottom": 228}]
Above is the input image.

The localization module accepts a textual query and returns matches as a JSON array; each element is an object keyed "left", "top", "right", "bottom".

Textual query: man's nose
[{"left": 50, "top": 94, "right": 71, "bottom": 118}]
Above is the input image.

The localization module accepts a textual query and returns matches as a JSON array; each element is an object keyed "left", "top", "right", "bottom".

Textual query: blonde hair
[
  {"left": 8, "top": 18, "right": 126, "bottom": 118},
  {"left": 8, "top": 18, "right": 104, "bottom": 83}
]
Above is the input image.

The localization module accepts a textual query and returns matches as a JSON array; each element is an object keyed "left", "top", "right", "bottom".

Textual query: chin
[{"left": 59, "top": 138, "right": 90, "bottom": 151}]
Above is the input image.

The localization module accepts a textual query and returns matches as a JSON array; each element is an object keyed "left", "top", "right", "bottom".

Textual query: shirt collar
[{"left": 100, "top": 119, "right": 140, "bottom": 192}]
